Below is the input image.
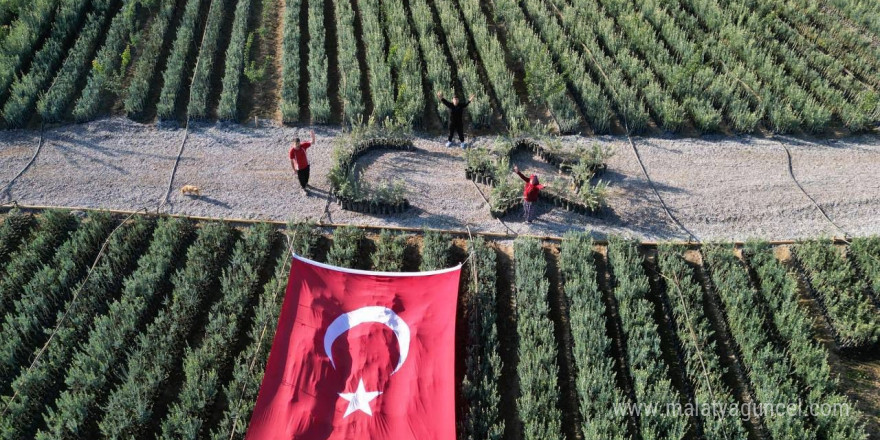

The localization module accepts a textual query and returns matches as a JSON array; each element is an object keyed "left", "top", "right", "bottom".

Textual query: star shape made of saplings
[{"left": 338, "top": 379, "right": 383, "bottom": 417}]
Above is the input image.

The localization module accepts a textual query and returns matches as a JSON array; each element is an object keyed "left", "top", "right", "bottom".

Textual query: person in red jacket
[
  {"left": 513, "top": 165, "right": 544, "bottom": 223},
  {"left": 289, "top": 130, "right": 316, "bottom": 195}
]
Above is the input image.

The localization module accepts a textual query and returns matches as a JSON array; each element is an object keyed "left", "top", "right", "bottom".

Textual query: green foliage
[
  {"left": 455, "top": 0, "right": 526, "bottom": 129},
  {"left": 702, "top": 245, "right": 816, "bottom": 439},
  {"left": 36, "top": 218, "right": 194, "bottom": 440},
  {"left": 306, "top": 0, "right": 329, "bottom": 123},
  {"left": 489, "top": 161, "right": 521, "bottom": 213},
  {"left": 795, "top": 241, "right": 880, "bottom": 347},
  {"left": 492, "top": 0, "right": 583, "bottom": 132},
  {"left": 419, "top": 0, "right": 493, "bottom": 127},
  {"left": 156, "top": 0, "right": 206, "bottom": 119},
  {"left": 405, "top": 0, "right": 453, "bottom": 125},
  {"left": 464, "top": 146, "right": 495, "bottom": 177},
  {"left": 606, "top": 238, "right": 688, "bottom": 439},
  {"left": 243, "top": 34, "right": 272, "bottom": 84},
  {"left": 0, "top": 216, "right": 153, "bottom": 440},
  {"left": 460, "top": 237, "right": 504, "bottom": 439},
  {"left": 37, "top": 9, "right": 111, "bottom": 122},
  {"left": 326, "top": 226, "right": 364, "bottom": 268},
  {"left": 187, "top": 0, "right": 233, "bottom": 120},
  {"left": 378, "top": 0, "right": 425, "bottom": 126},
  {"left": 371, "top": 229, "right": 406, "bottom": 271},
  {"left": 280, "top": 0, "right": 302, "bottom": 122},
  {"left": 371, "top": 179, "right": 407, "bottom": 205},
  {"left": 657, "top": 245, "right": 747, "bottom": 440},
  {"left": 331, "top": 0, "right": 363, "bottom": 124},
  {"left": 573, "top": 143, "right": 613, "bottom": 178},
  {"left": 512, "top": 238, "right": 563, "bottom": 439},
  {"left": 98, "top": 222, "right": 236, "bottom": 438},
  {"left": 209, "top": 223, "right": 316, "bottom": 439},
  {"left": 0, "top": 211, "right": 77, "bottom": 318},
  {"left": 0, "top": 209, "right": 33, "bottom": 267},
  {"left": 0, "top": 212, "right": 114, "bottom": 389},
  {"left": 560, "top": 232, "right": 627, "bottom": 439},
  {"left": 356, "top": 0, "right": 394, "bottom": 121},
  {"left": 217, "top": 0, "right": 255, "bottom": 121},
  {"left": 72, "top": 0, "right": 141, "bottom": 122},
  {"left": 159, "top": 223, "right": 275, "bottom": 440},
  {"left": 327, "top": 130, "right": 412, "bottom": 204},
  {"left": 0, "top": 0, "right": 61, "bottom": 105},
  {"left": 420, "top": 230, "right": 451, "bottom": 271},
  {"left": 123, "top": 0, "right": 176, "bottom": 116},
  {"left": 2, "top": 0, "right": 99, "bottom": 126},
  {"left": 849, "top": 237, "right": 880, "bottom": 300},
  {"left": 744, "top": 242, "right": 868, "bottom": 440},
  {"left": 288, "top": 220, "right": 318, "bottom": 258}
]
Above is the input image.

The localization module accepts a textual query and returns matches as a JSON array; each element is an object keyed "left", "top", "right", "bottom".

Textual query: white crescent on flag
[{"left": 323, "top": 306, "right": 411, "bottom": 374}]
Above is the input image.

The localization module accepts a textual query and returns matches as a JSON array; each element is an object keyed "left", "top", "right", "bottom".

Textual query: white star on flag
[{"left": 338, "top": 379, "right": 382, "bottom": 417}]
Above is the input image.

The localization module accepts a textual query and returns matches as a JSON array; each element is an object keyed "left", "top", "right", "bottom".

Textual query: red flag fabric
[{"left": 246, "top": 254, "right": 462, "bottom": 440}]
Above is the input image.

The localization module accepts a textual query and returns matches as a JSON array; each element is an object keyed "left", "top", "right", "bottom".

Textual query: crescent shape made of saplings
[{"left": 323, "top": 306, "right": 411, "bottom": 375}]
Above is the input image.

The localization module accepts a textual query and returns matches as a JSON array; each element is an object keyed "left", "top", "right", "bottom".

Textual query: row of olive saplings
[
  {"left": 0, "top": 212, "right": 115, "bottom": 403},
  {"left": 1, "top": 213, "right": 151, "bottom": 439},
  {"left": 501, "top": 236, "right": 689, "bottom": 439},
  {"left": 467, "top": 235, "right": 688, "bottom": 440},
  {"left": 703, "top": 244, "right": 869, "bottom": 440},
  {"left": 559, "top": 0, "right": 876, "bottom": 134},
  {"left": 535, "top": 0, "right": 878, "bottom": 135},
  {"left": 335, "top": 0, "right": 515, "bottom": 130},
  {"left": 511, "top": 0, "right": 619, "bottom": 134},
  {"left": 0, "top": 211, "right": 111, "bottom": 436},
  {"left": 675, "top": 0, "right": 877, "bottom": 132},
  {"left": 724, "top": 0, "right": 878, "bottom": 131},
  {"left": 803, "top": 0, "right": 880, "bottom": 91},
  {"left": 0, "top": 213, "right": 287, "bottom": 440},
  {"left": 825, "top": 0, "right": 880, "bottom": 41},
  {"left": 490, "top": 0, "right": 582, "bottom": 133},
  {"left": 155, "top": 0, "right": 232, "bottom": 121},
  {"left": 43, "top": 219, "right": 275, "bottom": 440},
  {"left": 795, "top": 240, "right": 880, "bottom": 350},
  {"left": 0, "top": 0, "right": 58, "bottom": 119},
  {"left": 565, "top": 0, "right": 725, "bottom": 133},
  {"left": 0, "top": 0, "right": 112, "bottom": 126},
  {"left": 283, "top": 0, "right": 424, "bottom": 127},
  {"left": 561, "top": 237, "right": 871, "bottom": 440}
]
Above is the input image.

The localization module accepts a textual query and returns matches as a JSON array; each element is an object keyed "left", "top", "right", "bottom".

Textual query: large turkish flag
[{"left": 246, "top": 254, "right": 461, "bottom": 440}]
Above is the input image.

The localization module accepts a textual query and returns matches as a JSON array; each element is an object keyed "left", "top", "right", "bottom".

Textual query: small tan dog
[{"left": 180, "top": 185, "right": 201, "bottom": 197}]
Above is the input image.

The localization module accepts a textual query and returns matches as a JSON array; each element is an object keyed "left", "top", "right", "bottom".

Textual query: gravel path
[{"left": 1, "top": 117, "right": 878, "bottom": 241}]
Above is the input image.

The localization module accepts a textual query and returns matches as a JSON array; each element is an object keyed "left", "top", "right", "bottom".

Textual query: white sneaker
[{"left": 445, "top": 141, "right": 453, "bottom": 147}]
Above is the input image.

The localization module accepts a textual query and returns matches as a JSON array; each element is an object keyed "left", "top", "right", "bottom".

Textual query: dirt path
[{"left": 0, "top": 117, "right": 879, "bottom": 241}]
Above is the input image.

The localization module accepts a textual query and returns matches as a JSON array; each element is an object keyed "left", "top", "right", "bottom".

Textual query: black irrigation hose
[
  {"left": 158, "top": 2, "right": 215, "bottom": 214},
  {"left": 559, "top": 17, "right": 697, "bottom": 242},
  {"left": 158, "top": 128, "right": 189, "bottom": 213},
  {"left": 775, "top": 136, "right": 850, "bottom": 240},
  {"left": 626, "top": 135, "right": 698, "bottom": 242},
  {"left": 0, "top": 123, "right": 45, "bottom": 201}
]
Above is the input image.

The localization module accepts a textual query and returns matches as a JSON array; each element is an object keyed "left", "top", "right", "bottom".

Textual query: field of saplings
[
  {"left": 0, "top": 209, "right": 878, "bottom": 439},
  {"left": 0, "top": 0, "right": 878, "bottom": 133}
]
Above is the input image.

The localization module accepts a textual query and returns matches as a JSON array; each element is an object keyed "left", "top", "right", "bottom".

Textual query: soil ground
[{"left": 0, "top": 117, "right": 879, "bottom": 241}]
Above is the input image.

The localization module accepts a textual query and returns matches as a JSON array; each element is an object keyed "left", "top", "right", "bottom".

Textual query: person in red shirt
[
  {"left": 513, "top": 165, "right": 544, "bottom": 223},
  {"left": 289, "top": 130, "right": 316, "bottom": 195}
]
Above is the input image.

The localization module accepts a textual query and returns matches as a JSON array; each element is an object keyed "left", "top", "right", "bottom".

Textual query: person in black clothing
[{"left": 437, "top": 91, "right": 475, "bottom": 148}]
